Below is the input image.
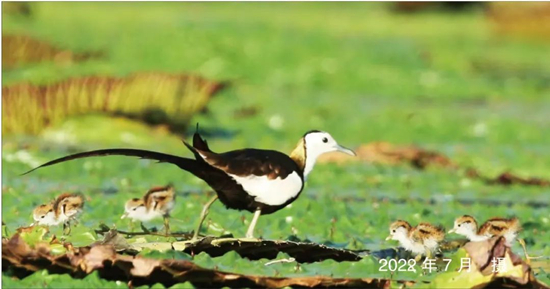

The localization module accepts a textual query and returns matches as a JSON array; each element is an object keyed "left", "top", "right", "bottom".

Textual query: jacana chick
[
  {"left": 386, "top": 220, "right": 445, "bottom": 260},
  {"left": 449, "top": 215, "right": 533, "bottom": 262},
  {"left": 53, "top": 193, "right": 85, "bottom": 234},
  {"left": 121, "top": 185, "right": 175, "bottom": 235}
]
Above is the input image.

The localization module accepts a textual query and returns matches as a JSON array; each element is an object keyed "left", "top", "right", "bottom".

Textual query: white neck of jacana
[{"left": 303, "top": 150, "right": 321, "bottom": 180}]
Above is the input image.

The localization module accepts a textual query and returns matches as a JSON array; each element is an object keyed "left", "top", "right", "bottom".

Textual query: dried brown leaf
[
  {"left": 463, "top": 236, "right": 548, "bottom": 288},
  {"left": 319, "top": 142, "right": 550, "bottom": 187},
  {"left": 2, "top": 235, "right": 414, "bottom": 288},
  {"left": 318, "top": 142, "right": 457, "bottom": 170}
]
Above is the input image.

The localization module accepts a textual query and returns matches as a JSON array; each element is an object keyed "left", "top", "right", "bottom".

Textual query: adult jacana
[{"left": 24, "top": 126, "right": 356, "bottom": 238}]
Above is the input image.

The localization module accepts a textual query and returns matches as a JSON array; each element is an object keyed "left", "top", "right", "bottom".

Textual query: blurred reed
[
  {"left": 2, "top": 34, "right": 104, "bottom": 70},
  {"left": 2, "top": 73, "right": 228, "bottom": 135},
  {"left": 487, "top": 3, "right": 550, "bottom": 40}
]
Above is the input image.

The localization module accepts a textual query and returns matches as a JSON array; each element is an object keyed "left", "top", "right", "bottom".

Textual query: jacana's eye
[
  {"left": 322, "top": 137, "right": 328, "bottom": 143},
  {"left": 41, "top": 216, "right": 45, "bottom": 219},
  {"left": 458, "top": 224, "right": 461, "bottom": 227},
  {"left": 392, "top": 230, "right": 396, "bottom": 233},
  {"left": 132, "top": 208, "right": 137, "bottom": 211}
]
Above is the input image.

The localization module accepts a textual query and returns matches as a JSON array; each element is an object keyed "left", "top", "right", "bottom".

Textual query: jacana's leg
[
  {"left": 246, "top": 208, "right": 262, "bottom": 238},
  {"left": 163, "top": 216, "right": 170, "bottom": 236},
  {"left": 192, "top": 195, "right": 219, "bottom": 240}
]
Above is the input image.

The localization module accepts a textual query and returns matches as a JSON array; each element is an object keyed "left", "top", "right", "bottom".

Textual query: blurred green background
[{"left": 2, "top": 2, "right": 549, "bottom": 287}]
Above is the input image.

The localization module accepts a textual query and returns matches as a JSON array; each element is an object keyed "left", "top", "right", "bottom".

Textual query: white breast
[
  {"left": 400, "top": 238, "right": 426, "bottom": 255},
  {"left": 127, "top": 208, "right": 163, "bottom": 222},
  {"left": 229, "top": 171, "right": 303, "bottom": 206},
  {"left": 423, "top": 238, "right": 439, "bottom": 251},
  {"left": 503, "top": 231, "right": 518, "bottom": 246}
]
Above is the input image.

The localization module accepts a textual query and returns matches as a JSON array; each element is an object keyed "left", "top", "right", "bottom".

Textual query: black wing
[
  {"left": 21, "top": 149, "right": 196, "bottom": 176},
  {"left": 206, "top": 149, "right": 302, "bottom": 180}
]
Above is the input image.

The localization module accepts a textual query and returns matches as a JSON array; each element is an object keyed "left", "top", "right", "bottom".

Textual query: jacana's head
[
  {"left": 304, "top": 130, "right": 356, "bottom": 157},
  {"left": 121, "top": 198, "right": 147, "bottom": 220},
  {"left": 32, "top": 204, "right": 57, "bottom": 226},
  {"left": 386, "top": 220, "right": 412, "bottom": 242},
  {"left": 297, "top": 130, "right": 355, "bottom": 178},
  {"left": 449, "top": 215, "right": 478, "bottom": 236}
]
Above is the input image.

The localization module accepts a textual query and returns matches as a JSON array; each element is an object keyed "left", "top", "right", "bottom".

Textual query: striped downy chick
[
  {"left": 143, "top": 185, "right": 175, "bottom": 219},
  {"left": 53, "top": 193, "right": 85, "bottom": 225},
  {"left": 32, "top": 203, "right": 60, "bottom": 226},
  {"left": 386, "top": 220, "right": 426, "bottom": 255},
  {"left": 481, "top": 217, "right": 538, "bottom": 263},
  {"left": 411, "top": 222, "right": 446, "bottom": 256},
  {"left": 449, "top": 215, "right": 521, "bottom": 245},
  {"left": 449, "top": 215, "right": 534, "bottom": 263},
  {"left": 479, "top": 217, "right": 521, "bottom": 246},
  {"left": 121, "top": 185, "right": 175, "bottom": 235}
]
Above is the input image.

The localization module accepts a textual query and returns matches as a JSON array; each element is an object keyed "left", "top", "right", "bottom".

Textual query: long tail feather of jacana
[{"left": 23, "top": 125, "right": 356, "bottom": 238}]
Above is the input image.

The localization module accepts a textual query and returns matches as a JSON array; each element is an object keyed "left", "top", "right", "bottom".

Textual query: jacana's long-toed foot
[
  {"left": 209, "top": 208, "right": 264, "bottom": 246},
  {"left": 210, "top": 237, "right": 262, "bottom": 247}
]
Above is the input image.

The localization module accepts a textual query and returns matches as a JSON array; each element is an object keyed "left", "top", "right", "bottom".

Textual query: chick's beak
[
  {"left": 336, "top": 144, "right": 356, "bottom": 156},
  {"left": 385, "top": 235, "right": 392, "bottom": 241},
  {"left": 448, "top": 228, "right": 456, "bottom": 234},
  {"left": 121, "top": 213, "right": 128, "bottom": 220}
]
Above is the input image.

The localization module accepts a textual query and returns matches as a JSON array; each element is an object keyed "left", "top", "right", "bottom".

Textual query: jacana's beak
[
  {"left": 385, "top": 235, "right": 392, "bottom": 241},
  {"left": 121, "top": 213, "right": 128, "bottom": 219},
  {"left": 448, "top": 228, "right": 456, "bottom": 234},
  {"left": 29, "top": 222, "right": 35, "bottom": 227},
  {"left": 336, "top": 144, "right": 356, "bottom": 156}
]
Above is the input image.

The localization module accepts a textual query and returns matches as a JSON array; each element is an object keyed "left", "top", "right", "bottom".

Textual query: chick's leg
[
  {"left": 129, "top": 221, "right": 136, "bottom": 233},
  {"left": 140, "top": 222, "right": 151, "bottom": 234},
  {"left": 163, "top": 216, "right": 170, "bottom": 236},
  {"left": 518, "top": 238, "right": 542, "bottom": 265},
  {"left": 63, "top": 222, "right": 72, "bottom": 235}
]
